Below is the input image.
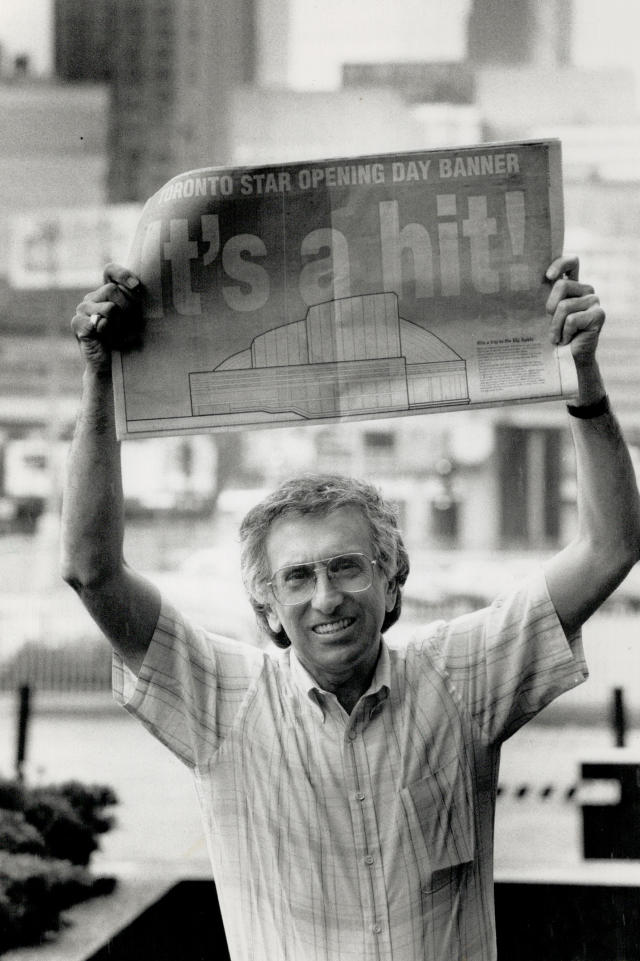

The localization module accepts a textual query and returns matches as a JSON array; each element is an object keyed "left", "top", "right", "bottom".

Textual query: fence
[{"left": 0, "top": 638, "right": 112, "bottom": 693}]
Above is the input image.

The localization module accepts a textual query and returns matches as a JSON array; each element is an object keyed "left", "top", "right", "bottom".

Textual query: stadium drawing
[{"left": 189, "top": 292, "right": 469, "bottom": 420}]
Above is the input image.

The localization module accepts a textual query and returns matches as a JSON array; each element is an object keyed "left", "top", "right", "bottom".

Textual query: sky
[{"left": 1, "top": 0, "right": 640, "bottom": 98}]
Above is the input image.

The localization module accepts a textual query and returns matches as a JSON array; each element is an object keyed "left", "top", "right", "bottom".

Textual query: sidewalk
[{"left": 2, "top": 871, "right": 177, "bottom": 961}]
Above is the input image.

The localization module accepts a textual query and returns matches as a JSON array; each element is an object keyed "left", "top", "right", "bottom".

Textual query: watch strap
[{"left": 567, "top": 395, "right": 610, "bottom": 419}]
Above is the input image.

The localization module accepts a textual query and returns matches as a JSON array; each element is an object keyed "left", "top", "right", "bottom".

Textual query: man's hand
[
  {"left": 72, "top": 263, "right": 143, "bottom": 372},
  {"left": 545, "top": 254, "right": 606, "bottom": 367}
]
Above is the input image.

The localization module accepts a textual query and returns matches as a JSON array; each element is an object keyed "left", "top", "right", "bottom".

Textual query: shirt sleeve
[
  {"left": 112, "top": 597, "right": 265, "bottom": 769},
  {"left": 423, "top": 568, "right": 588, "bottom": 744}
]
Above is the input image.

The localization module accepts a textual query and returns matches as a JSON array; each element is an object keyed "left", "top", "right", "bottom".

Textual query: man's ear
[
  {"left": 385, "top": 578, "right": 397, "bottom": 612},
  {"left": 265, "top": 603, "right": 282, "bottom": 635}
]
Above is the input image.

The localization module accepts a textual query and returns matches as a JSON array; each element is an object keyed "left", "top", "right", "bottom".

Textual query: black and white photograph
[{"left": 1, "top": 2, "right": 640, "bottom": 959}]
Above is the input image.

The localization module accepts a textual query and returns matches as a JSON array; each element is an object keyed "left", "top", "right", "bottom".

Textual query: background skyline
[{"left": 2, "top": 0, "right": 640, "bottom": 99}]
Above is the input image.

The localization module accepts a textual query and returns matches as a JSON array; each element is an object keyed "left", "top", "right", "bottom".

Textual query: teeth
[{"left": 314, "top": 618, "right": 352, "bottom": 635}]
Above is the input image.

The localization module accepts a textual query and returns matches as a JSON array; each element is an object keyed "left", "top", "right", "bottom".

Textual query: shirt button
[
  {"left": 348, "top": 729, "right": 357, "bottom": 740},
  {"left": 355, "top": 791, "right": 366, "bottom": 801},
  {"left": 372, "top": 923, "right": 382, "bottom": 934},
  {"left": 364, "top": 854, "right": 374, "bottom": 865}
]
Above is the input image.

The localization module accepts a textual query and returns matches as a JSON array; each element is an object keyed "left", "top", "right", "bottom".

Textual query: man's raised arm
[
  {"left": 60, "top": 264, "right": 161, "bottom": 674},
  {"left": 543, "top": 255, "right": 640, "bottom": 636}
]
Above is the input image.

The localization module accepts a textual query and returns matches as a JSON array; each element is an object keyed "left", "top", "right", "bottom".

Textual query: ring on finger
[{"left": 89, "top": 313, "right": 101, "bottom": 332}]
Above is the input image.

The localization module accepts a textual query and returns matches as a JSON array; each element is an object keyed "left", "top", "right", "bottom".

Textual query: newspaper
[{"left": 112, "top": 139, "right": 576, "bottom": 440}]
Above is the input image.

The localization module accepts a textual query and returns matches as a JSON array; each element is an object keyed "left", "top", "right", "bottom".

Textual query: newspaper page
[{"left": 112, "top": 138, "right": 575, "bottom": 439}]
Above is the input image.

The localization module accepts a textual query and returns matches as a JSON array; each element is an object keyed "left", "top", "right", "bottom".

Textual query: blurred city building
[
  {"left": 54, "top": 0, "right": 114, "bottom": 82},
  {"left": 467, "top": 0, "right": 572, "bottom": 68},
  {"left": 107, "top": 0, "right": 256, "bottom": 202}
]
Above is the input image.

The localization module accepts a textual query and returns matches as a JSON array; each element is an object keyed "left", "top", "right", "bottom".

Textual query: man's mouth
[{"left": 312, "top": 617, "right": 355, "bottom": 636}]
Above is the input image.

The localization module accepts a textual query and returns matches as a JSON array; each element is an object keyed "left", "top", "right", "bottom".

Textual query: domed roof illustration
[{"left": 216, "top": 292, "right": 462, "bottom": 370}]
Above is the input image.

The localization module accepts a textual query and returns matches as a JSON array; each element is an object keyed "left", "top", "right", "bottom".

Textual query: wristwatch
[{"left": 566, "top": 395, "right": 610, "bottom": 419}]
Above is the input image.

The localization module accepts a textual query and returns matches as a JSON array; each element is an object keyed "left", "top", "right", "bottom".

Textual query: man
[{"left": 61, "top": 255, "right": 640, "bottom": 961}]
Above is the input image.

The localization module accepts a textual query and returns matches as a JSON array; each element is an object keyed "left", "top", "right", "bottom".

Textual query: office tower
[
  {"left": 54, "top": 0, "right": 114, "bottom": 82},
  {"left": 107, "top": 0, "right": 255, "bottom": 202},
  {"left": 467, "top": 0, "right": 572, "bottom": 67}
]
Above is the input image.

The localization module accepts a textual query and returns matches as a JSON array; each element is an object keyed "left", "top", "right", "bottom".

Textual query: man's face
[{"left": 264, "top": 506, "right": 396, "bottom": 691}]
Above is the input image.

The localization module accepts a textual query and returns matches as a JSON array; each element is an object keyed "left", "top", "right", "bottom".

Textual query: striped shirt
[{"left": 113, "top": 569, "right": 587, "bottom": 961}]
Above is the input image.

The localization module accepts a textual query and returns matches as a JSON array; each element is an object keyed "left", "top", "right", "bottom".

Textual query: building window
[
  {"left": 497, "top": 425, "right": 561, "bottom": 546},
  {"left": 362, "top": 430, "right": 397, "bottom": 474},
  {"left": 363, "top": 430, "right": 395, "bottom": 451}
]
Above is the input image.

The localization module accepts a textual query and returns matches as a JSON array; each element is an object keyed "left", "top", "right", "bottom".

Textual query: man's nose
[{"left": 311, "top": 569, "right": 343, "bottom": 612}]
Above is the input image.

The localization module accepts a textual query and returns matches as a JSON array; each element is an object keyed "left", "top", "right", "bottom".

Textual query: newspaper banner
[{"left": 113, "top": 139, "right": 574, "bottom": 439}]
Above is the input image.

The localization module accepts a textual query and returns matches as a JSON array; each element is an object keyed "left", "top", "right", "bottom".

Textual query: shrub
[
  {"left": 0, "top": 779, "right": 119, "bottom": 866},
  {"left": 0, "top": 778, "right": 118, "bottom": 951},
  {"left": 0, "top": 851, "right": 116, "bottom": 952},
  {"left": 23, "top": 791, "right": 98, "bottom": 867},
  {"left": 57, "top": 781, "right": 118, "bottom": 838},
  {"left": 0, "top": 779, "right": 25, "bottom": 812},
  {"left": 0, "top": 810, "right": 46, "bottom": 856}
]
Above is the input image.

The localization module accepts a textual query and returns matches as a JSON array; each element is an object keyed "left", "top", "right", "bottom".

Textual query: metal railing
[{"left": 0, "top": 639, "right": 112, "bottom": 692}]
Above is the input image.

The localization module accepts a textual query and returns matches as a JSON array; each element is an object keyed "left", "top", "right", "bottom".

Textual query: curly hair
[{"left": 239, "top": 473, "right": 410, "bottom": 647}]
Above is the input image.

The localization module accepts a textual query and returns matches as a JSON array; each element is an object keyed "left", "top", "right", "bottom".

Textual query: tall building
[
  {"left": 467, "top": 0, "right": 572, "bottom": 68},
  {"left": 54, "top": 0, "right": 114, "bottom": 82},
  {"left": 107, "top": 0, "right": 256, "bottom": 203}
]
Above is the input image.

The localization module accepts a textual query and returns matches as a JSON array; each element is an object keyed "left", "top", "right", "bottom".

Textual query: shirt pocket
[{"left": 399, "top": 756, "right": 475, "bottom": 893}]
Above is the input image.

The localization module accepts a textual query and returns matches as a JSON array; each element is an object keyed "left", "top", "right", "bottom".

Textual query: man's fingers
[
  {"left": 75, "top": 313, "right": 101, "bottom": 341},
  {"left": 546, "top": 254, "right": 580, "bottom": 283},
  {"left": 546, "top": 281, "right": 595, "bottom": 318},
  {"left": 72, "top": 267, "right": 144, "bottom": 357},
  {"left": 556, "top": 310, "right": 589, "bottom": 346},
  {"left": 548, "top": 293, "right": 601, "bottom": 344},
  {"left": 550, "top": 302, "right": 605, "bottom": 347},
  {"left": 72, "top": 297, "right": 112, "bottom": 332},
  {"left": 92, "top": 282, "right": 134, "bottom": 311},
  {"left": 103, "top": 262, "right": 140, "bottom": 291}
]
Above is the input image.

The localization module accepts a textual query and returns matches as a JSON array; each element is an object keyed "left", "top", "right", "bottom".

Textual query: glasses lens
[
  {"left": 327, "top": 553, "right": 372, "bottom": 591},
  {"left": 272, "top": 563, "right": 315, "bottom": 604}
]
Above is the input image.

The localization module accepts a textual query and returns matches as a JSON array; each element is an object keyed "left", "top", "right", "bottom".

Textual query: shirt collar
[{"left": 289, "top": 639, "right": 391, "bottom": 711}]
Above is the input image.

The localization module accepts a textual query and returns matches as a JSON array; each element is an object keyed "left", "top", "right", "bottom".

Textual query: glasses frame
[{"left": 267, "top": 551, "right": 379, "bottom": 606}]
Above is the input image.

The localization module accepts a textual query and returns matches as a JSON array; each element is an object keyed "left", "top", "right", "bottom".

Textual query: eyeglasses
[{"left": 268, "top": 552, "right": 378, "bottom": 606}]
